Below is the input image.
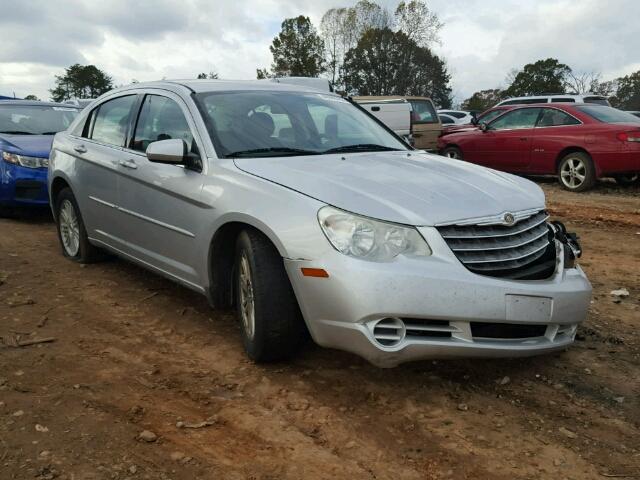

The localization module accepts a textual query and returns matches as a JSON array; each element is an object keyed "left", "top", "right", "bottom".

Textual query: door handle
[
  {"left": 73, "top": 144, "right": 87, "bottom": 154},
  {"left": 519, "top": 137, "right": 528, "bottom": 141},
  {"left": 119, "top": 159, "right": 138, "bottom": 170},
  {"left": 413, "top": 133, "right": 423, "bottom": 137}
]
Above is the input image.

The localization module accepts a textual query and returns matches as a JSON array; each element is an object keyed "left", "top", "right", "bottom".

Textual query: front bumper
[
  {"left": 285, "top": 227, "right": 592, "bottom": 367},
  {"left": 0, "top": 162, "right": 49, "bottom": 206}
]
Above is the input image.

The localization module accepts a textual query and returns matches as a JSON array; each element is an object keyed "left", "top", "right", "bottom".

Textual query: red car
[{"left": 437, "top": 103, "right": 640, "bottom": 191}]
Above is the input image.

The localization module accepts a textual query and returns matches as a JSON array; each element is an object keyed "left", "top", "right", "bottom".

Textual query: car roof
[
  {"left": 114, "top": 79, "right": 341, "bottom": 96},
  {"left": 0, "top": 99, "right": 80, "bottom": 108}
]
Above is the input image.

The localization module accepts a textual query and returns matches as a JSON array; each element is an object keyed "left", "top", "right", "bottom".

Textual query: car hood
[
  {"left": 0, "top": 134, "right": 53, "bottom": 158},
  {"left": 234, "top": 151, "right": 545, "bottom": 226}
]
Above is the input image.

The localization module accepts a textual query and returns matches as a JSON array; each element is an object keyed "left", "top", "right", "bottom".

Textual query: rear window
[
  {"left": 583, "top": 96, "right": 610, "bottom": 106},
  {"left": 576, "top": 105, "right": 640, "bottom": 124},
  {"left": 409, "top": 100, "right": 438, "bottom": 124}
]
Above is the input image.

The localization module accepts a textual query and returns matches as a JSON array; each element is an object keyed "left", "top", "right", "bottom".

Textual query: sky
[{"left": 0, "top": 0, "right": 639, "bottom": 105}]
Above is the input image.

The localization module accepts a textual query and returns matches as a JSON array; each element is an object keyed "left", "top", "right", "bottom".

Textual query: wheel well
[
  {"left": 555, "top": 147, "right": 590, "bottom": 170},
  {"left": 207, "top": 222, "right": 278, "bottom": 309},
  {"left": 50, "top": 177, "right": 71, "bottom": 217}
]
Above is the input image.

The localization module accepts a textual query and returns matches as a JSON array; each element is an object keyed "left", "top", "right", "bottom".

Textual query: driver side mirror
[
  {"left": 479, "top": 122, "right": 489, "bottom": 132},
  {"left": 146, "top": 139, "right": 187, "bottom": 164}
]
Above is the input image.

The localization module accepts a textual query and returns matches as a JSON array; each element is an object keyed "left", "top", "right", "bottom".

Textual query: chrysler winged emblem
[{"left": 503, "top": 212, "right": 516, "bottom": 225}]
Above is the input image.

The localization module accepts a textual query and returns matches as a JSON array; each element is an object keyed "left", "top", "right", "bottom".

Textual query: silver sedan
[{"left": 49, "top": 80, "right": 591, "bottom": 367}]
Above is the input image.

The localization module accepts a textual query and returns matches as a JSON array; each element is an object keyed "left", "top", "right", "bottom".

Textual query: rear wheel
[
  {"left": 55, "top": 188, "right": 103, "bottom": 263},
  {"left": 558, "top": 152, "right": 596, "bottom": 192},
  {"left": 613, "top": 173, "right": 639, "bottom": 185},
  {"left": 442, "top": 146, "right": 463, "bottom": 160},
  {"left": 234, "top": 229, "right": 304, "bottom": 362}
]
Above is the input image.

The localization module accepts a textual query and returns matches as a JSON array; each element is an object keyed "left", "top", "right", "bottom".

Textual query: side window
[
  {"left": 132, "top": 95, "right": 195, "bottom": 154},
  {"left": 90, "top": 95, "right": 137, "bottom": 146},
  {"left": 489, "top": 108, "right": 542, "bottom": 130},
  {"left": 409, "top": 100, "right": 438, "bottom": 124},
  {"left": 478, "top": 109, "right": 506, "bottom": 124},
  {"left": 537, "top": 109, "right": 580, "bottom": 127},
  {"left": 551, "top": 98, "right": 575, "bottom": 103},
  {"left": 439, "top": 115, "right": 455, "bottom": 124}
]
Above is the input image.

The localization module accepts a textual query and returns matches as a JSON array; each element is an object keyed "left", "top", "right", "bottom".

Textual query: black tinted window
[
  {"left": 439, "top": 115, "right": 455, "bottom": 124},
  {"left": 489, "top": 108, "right": 541, "bottom": 130},
  {"left": 502, "top": 99, "right": 544, "bottom": 105},
  {"left": 90, "top": 95, "right": 136, "bottom": 146},
  {"left": 583, "top": 97, "right": 610, "bottom": 106},
  {"left": 132, "top": 95, "right": 194, "bottom": 153},
  {"left": 576, "top": 105, "right": 640, "bottom": 123},
  {"left": 537, "top": 109, "right": 580, "bottom": 127},
  {"left": 551, "top": 98, "right": 575, "bottom": 103}
]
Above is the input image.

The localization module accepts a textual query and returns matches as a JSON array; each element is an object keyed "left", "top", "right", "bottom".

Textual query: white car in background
[
  {"left": 496, "top": 94, "right": 610, "bottom": 107},
  {"left": 438, "top": 109, "right": 475, "bottom": 124}
]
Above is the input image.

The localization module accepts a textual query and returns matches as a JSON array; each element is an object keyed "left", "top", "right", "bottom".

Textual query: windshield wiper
[
  {"left": 0, "top": 130, "right": 35, "bottom": 135},
  {"left": 322, "top": 144, "right": 403, "bottom": 154},
  {"left": 226, "top": 147, "right": 320, "bottom": 158},
  {"left": 40, "top": 131, "right": 59, "bottom": 135}
]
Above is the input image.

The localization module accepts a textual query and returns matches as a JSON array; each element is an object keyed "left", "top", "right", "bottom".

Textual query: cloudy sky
[{"left": 1, "top": 0, "right": 638, "bottom": 104}]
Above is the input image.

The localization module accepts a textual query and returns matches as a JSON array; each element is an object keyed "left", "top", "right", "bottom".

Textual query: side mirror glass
[
  {"left": 479, "top": 122, "right": 488, "bottom": 132},
  {"left": 146, "top": 139, "right": 187, "bottom": 164}
]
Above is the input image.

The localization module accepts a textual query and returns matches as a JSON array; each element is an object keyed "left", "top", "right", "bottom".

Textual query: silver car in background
[{"left": 49, "top": 80, "right": 592, "bottom": 367}]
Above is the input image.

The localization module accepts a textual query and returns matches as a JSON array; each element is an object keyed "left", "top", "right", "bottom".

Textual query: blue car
[{"left": 0, "top": 100, "right": 80, "bottom": 216}]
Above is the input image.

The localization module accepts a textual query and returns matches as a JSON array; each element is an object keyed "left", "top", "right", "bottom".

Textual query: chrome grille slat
[
  {"left": 437, "top": 210, "right": 555, "bottom": 278},
  {"left": 439, "top": 212, "right": 549, "bottom": 239}
]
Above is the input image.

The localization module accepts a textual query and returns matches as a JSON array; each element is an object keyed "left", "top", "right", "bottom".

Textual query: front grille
[
  {"left": 15, "top": 180, "right": 45, "bottom": 200},
  {"left": 437, "top": 210, "right": 556, "bottom": 280}
]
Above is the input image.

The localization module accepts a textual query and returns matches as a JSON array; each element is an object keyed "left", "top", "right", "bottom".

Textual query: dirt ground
[{"left": 1, "top": 179, "right": 639, "bottom": 480}]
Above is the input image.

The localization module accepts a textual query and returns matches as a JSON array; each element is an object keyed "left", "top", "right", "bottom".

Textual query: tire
[
  {"left": 54, "top": 188, "right": 103, "bottom": 263},
  {"left": 557, "top": 152, "right": 596, "bottom": 192},
  {"left": 613, "top": 173, "right": 639, "bottom": 186},
  {"left": 442, "top": 146, "right": 463, "bottom": 160},
  {"left": 234, "top": 229, "right": 304, "bottom": 362}
]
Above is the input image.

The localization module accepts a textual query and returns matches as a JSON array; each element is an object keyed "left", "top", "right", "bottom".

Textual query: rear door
[
  {"left": 116, "top": 91, "right": 206, "bottom": 287},
  {"left": 408, "top": 98, "right": 441, "bottom": 151},
  {"left": 69, "top": 94, "right": 138, "bottom": 245},
  {"left": 474, "top": 107, "right": 542, "bottom": 171},
  {"left": 530, "top": 107, "right": 583, "bottom": 174}
]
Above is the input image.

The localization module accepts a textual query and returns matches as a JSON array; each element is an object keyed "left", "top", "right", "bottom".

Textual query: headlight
[
  {"left": 2, "top": 151, "right": 48, "bottom": 169},
  {"left": 318, "top": 206, "right": 431, "bottom": 261}
]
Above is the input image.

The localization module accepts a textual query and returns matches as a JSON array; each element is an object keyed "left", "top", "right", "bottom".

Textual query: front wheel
[
  {"left": 558, "top": 152, "right": 596, "bottom": 192},
  {"left": 55, "top": 188, "right": 103, "bottom": 263},
  {"left": 442, "top": 146, "right": 463, "bottom": 160},
  {"left": 234, "top": 229, "right": 304, "bottom": 362}
]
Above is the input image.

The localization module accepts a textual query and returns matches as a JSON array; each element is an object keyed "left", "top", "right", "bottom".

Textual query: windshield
[
  {"left": 576, "top": 105, "right": 640, "bottom": 124},
  {"left": 195, "top": 91, "right": 409, "bottom": 158},
  {"left": 0, "top": 105, "right": 79, "bottom": 135}
]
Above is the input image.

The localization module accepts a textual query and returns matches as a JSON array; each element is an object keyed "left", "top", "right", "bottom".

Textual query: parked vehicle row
[
  {"left": 438, "top": 103, "right": 640, "bottom": 191},
  {"left": 43, "top": 79, "right": 591, "bottom": 367}
]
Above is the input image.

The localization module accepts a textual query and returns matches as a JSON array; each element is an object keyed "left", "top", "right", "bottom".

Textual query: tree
[
  {"left": 563, "top": 70, "right": 602, "bottom": 94},
  {"left": 504, "top": 58, "right": 571, "bottom": 97},
  {"left": 609, "top": 71, "right": 640, "bottom": 110},
  {"left": 196, "top": 71, "right": 219, "bottom": 79},
  {"left": 394, "top": 0, "right": 442, "bottom": 47},
  {"left": 260, "top": 16, "right": 325, "bottom": 78},
  {"left": 50, "top": 64, "right": 113, "bottom": 102},
  {"left": 461, "top": 89, "right": 504, "bottom": 112},
  {"left": 24, "top": 94, "right": 40, "bottom": 101},
  {"left": 320, "top": 8, "right": 355, "bottom": 86},
  {"left": 342, "top": 28, "right": 451, "bottom": 107}
]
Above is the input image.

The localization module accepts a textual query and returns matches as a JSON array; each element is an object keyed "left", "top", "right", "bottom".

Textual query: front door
[
  {"left": 116, "top": 92, "right": 206, "bottom": 289},
  {"left": 477, "top": 107, "right": 542, "bottom": 171}
]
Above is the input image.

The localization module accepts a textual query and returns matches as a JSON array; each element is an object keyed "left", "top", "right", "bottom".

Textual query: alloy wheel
[
  {"left": 59, "top": 199, "right": 80, "bottom": 257},
  {"left": 238, "top": 253, "right": 256, "bottom": 339},
  {"left": 560, "top": 157, "right": 587, "bottom": 189}
]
